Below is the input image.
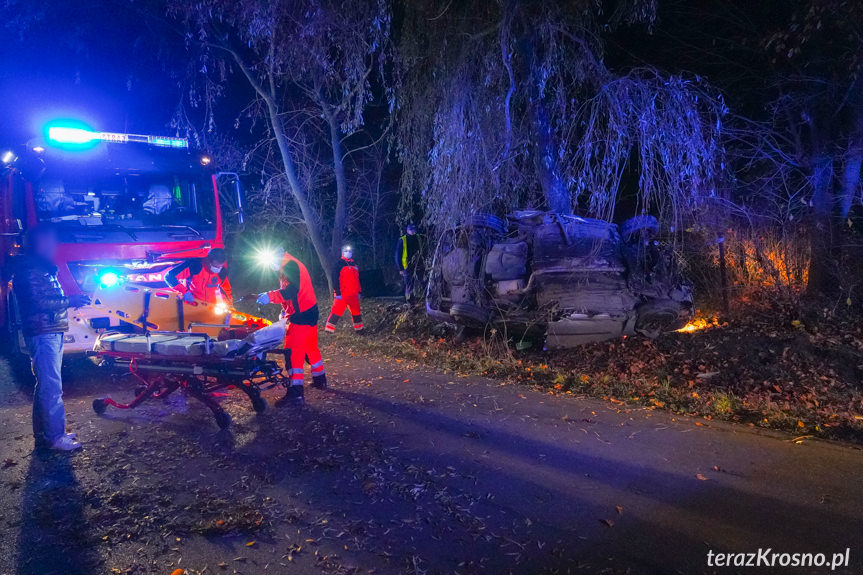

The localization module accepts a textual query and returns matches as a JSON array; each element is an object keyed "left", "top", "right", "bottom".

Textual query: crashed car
[{"left": 425, "top": 211, "right": 693, "bottom": 348}]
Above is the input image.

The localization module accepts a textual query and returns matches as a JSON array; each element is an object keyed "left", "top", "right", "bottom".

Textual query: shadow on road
[{"left": 16, "top": 450, "right": 99, "bottom": 575}]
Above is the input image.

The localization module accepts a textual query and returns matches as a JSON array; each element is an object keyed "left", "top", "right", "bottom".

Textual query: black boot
[
  {"left": 312, "top": 373, "right": 328, "bottom": 390},
  {"left": 276, "top": 384, "right": 305, "bottom": 406}
]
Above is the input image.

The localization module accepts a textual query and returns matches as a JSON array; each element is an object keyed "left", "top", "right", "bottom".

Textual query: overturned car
[{"left": 426, "top": 211, "right": 693, "bottom": 348}]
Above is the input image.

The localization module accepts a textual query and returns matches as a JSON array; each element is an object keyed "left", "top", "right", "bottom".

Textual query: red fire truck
[{"left": 0, "top": 122, "right": 245, "bottom": 353}]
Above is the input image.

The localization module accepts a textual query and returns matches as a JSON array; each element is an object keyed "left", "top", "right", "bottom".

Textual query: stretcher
[{"left": 89, "top": 320, "right": 289, "bottom": 429}]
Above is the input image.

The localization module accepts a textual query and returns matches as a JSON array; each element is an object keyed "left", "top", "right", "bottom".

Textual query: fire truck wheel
[
  {"left": 92, "top": 398, "right": 108, "bottom": 415},
  {"left": 214, "top": 410, "right": 232, "bottom": 430}
]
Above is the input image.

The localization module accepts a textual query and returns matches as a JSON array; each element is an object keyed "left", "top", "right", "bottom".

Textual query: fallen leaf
[{"left": 696, "top": 473, "right": 708, "bottom": 481}]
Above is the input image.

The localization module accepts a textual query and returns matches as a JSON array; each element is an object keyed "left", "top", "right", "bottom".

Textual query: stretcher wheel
[
  {"left": 92, "top": 398, "right": 108, "bottom": 415},
  {"left": 214, "top": 410, "right": 232, "bottom": 430},
  {"left": 251, "top": 395, "right": 267, "bottom": 413}
]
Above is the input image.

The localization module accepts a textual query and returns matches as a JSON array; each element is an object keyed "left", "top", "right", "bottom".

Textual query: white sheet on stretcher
[
  {"left": 95, "top": 320, "right": 286, "bottom": 358},
  {"left": 96, "top": 333, "right": 206, "bottom": 356}
]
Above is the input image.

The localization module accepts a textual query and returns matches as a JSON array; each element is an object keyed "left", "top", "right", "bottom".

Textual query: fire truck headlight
[
  {"left": 98, "top": 271, "right": 121, "bottom": 288},
  {"left": 1, "top": 150, "right": 16, "bottom": 164},
  {"left": 214, "top": 303, "right": 228, "bottom": 315}
]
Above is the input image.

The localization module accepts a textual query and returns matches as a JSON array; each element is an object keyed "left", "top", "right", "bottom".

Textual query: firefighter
[
  {"left": 165, "top": 248, "right": 232, "bottom": 305},
  {"left": 395, "top": 223, "right": 422, "bottom": 303},
  {"left": 257, "top": 251, "right": 326, "bottom": 405},
  {"left": 325, "top": 245, "right": 363, "bottom": 333}
]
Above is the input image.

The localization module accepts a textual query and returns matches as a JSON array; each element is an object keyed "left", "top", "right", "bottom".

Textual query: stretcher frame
[{"left": 88, "top": 330, "right": 290, "bottom": 429}]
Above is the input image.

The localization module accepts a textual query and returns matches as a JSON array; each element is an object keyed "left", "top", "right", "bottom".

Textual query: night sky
[{"left": 0, "top": 10, "right": 176, "bottom": 146}]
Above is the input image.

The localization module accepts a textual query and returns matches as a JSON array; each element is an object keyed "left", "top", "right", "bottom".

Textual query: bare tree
[
  {"left": 168, "top": 0, "right": 392, "bottom": 286},
  {"left": 395, "top": 0, "right": 724, "bottom": 235}
]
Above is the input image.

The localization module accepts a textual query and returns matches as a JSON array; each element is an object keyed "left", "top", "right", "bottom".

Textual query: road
[{"left": 0, "top": 341, "right": 861, "bottom": 575}]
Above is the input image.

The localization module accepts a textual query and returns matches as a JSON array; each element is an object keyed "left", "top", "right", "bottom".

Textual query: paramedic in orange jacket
[
  {"left": 257, "top": 251, "right": 326, "bottom": 405},
  {"left": 325, "top": 245, "right": 363, "bottom": 333},
  {"left": 165, "top": 248, "right": 232, "bottom": 305}
]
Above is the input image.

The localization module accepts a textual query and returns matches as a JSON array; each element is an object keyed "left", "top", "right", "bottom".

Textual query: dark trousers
[{"left": 402, "top": 266, "right": 420, "bottom": 302}]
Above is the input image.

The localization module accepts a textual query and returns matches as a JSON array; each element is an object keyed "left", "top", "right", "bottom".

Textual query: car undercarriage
[{"left": 426, "top": 211, "right": 693, "bottom": 348}]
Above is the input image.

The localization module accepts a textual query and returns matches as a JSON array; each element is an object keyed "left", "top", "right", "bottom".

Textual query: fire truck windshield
[{"left": 34, "top": 172, "right": 216, "bottom": 240}]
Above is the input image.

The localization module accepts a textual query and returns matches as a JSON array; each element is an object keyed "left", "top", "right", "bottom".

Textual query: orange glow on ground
[{"left": 676, "top": 316, "right": 719, "bottom": 333}]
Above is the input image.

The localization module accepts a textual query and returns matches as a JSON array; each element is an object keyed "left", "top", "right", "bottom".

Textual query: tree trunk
[
  {"left": 840, "top": 148, "right": 862, "bottom": 218},
  {"left": 806, "top": 154, "right": 838, "bottom": 297},
  {"left": 517, "top": 30, "right": 572, "bottom": 215},
  {"left": 228, "top": 49, "right": 336, "bottom": 287},
  {"left": 267, "top": 99, "right": 336, "bottom": 286},
  {"left": 324, "top": 107, "right": 348, "bottom": 289},
  {"left": 531, "top": 98, "right": 571, "bottom": 214}
]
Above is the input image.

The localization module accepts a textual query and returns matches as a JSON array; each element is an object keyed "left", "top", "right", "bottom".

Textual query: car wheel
[
  {"left": 450, "top": 302, "right": 489, "bottom": 326},
  {"left": 468, "top": 214, "right": 506, "bottom": 235},
  {"left": 635, "top": 300, "right": 685, "bottom": 338}
]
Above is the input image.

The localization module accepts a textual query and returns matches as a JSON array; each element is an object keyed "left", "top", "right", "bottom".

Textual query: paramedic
[
  {"left": 395, "top": 223, "right": 422, "bottom": 303},
  {"left": 12, "top": 225, "right": 90, "bottom": 451},
  {"left": 165, "top": 248, "right": 232, "bottom": 305},
  {"left": 325, "top": 245, "right": 363, "bottom": 333},
  {"left": 257, "top": 251, "right": 327, "bottom": 405}
]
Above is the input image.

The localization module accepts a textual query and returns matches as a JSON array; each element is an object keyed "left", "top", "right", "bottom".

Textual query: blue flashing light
[
  {"left": 98, "top": 271, "right": 121, "bottom": 288},
  {"left": 148, "top": 136, "right": 188, "bottom": 149},
  {"left": 43, "top": 120, "right": 189, "bottom": 151},
  {"left": 47, "top": 126, "right": 99, "bottom": 144},
  {"left": 44, "top": 120, "right": 100, "bottom": 151}
]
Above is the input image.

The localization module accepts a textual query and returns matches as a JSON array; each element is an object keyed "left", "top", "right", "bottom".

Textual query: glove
[
  {"left": 256, "top": 292, "right": 270, "bottom": 305},
  {"left": 68, "top": 294, "right": 91, "bottom": 308},
  {"left": 399, "top": 270, "right": 406, "bottom": 276},
  {"left": 182, "top": 292, "right": 195, "bottom": 303},
  {"left": 335, "top": 294, "right": 342, "bottom": 300}
]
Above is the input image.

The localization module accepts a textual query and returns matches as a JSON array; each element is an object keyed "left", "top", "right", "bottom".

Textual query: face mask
[
  {"left": 209, "top": 264, "right": 223, "bottom": 274},
  {"left": 342, "top": 249, "right": 353, "bottom": 260}
]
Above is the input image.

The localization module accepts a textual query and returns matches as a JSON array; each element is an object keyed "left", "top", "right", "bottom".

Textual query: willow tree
[
  {"left": 168, "top": 0, "right": 391, "bottom": 284},
  {"left": 396, "top": 0, "right": 726, "bottom": 233}
]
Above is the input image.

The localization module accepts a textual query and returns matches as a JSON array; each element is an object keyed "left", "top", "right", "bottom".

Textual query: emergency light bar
[{"left": 46, "top": 126, "right": 188, "bottom": 149}]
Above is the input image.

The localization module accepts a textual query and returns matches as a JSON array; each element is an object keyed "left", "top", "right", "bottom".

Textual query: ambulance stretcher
[
  {"left": 87, "top": 283, "right": 287, "bottom": 429},
  {"left": 89, "top": 320, "right": 290, "bottom": 429}
]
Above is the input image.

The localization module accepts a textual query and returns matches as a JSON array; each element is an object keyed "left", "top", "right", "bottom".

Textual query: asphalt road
[{"left": 0, "top": 341, "right": 861, "bottom": 575}]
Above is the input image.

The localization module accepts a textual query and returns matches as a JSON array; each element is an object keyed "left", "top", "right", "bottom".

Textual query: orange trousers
[
  {"left": 284, "top": 323, "right": 324, "bottom": 383},
  {"left": 325, "top": 295, "right": 363, "bottom": 332}
]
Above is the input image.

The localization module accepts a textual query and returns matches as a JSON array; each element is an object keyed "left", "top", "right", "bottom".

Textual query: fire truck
[{"left": 0, "top": 121, "right": 246, "bottom": 354}]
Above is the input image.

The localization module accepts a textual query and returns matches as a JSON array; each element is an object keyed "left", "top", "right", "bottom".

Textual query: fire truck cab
[{"left": 0, "top": 122, "right": 245, "bottom": 354}]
